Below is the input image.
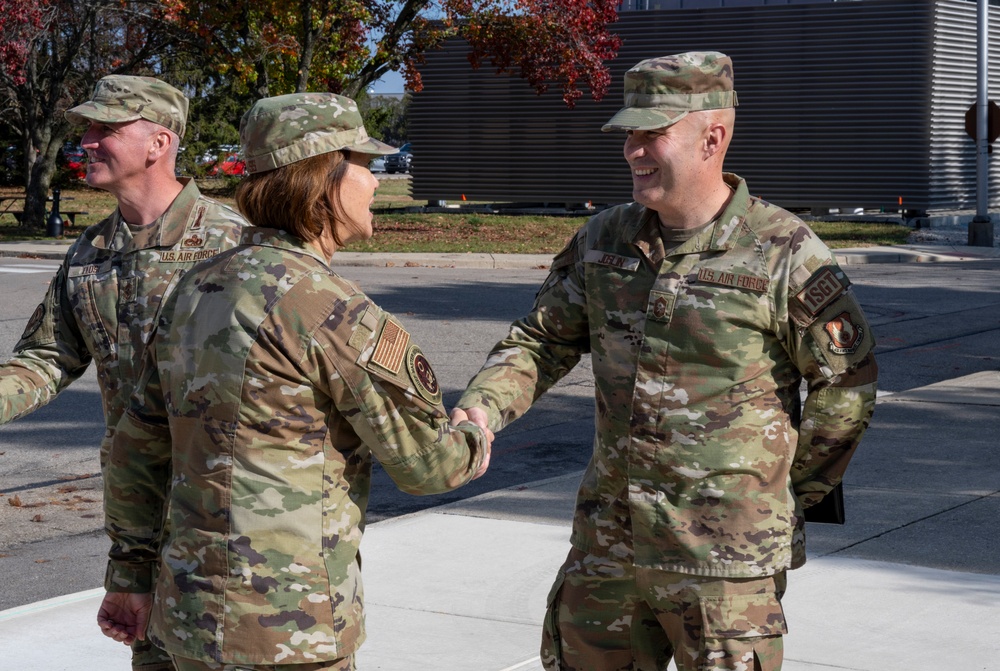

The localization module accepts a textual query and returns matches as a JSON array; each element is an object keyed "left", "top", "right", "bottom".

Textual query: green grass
[{"left": 0, "top": 184, "right": 913, "bottom": 252}]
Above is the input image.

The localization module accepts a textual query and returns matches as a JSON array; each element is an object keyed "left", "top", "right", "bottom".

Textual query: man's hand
[
  {"left": 97, "top": 591, "right": 152, "bottom": 646},
  {"left": 450, "top": 407, "right": 493, "bottom": 479}
]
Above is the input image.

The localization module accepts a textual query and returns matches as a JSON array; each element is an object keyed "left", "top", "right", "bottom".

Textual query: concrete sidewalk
[{"left": 2, "top": 371, "right": 999, "bottom": 671}]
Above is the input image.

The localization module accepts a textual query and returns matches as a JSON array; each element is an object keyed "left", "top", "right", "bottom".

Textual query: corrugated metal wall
[
  {"left": 930, "top": 0, "right": 1000, "bottom": 211},
  {"left": 409, "top": 0, "right": 999, "bottom": 212}
]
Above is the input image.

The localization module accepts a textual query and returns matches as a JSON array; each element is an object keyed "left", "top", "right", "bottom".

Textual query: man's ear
[
  {"left": 704, "top": 121, "right": 728, "bottom": 159},
  {"left": 148, "top": 130, "right": 173, "bottom": 161}
]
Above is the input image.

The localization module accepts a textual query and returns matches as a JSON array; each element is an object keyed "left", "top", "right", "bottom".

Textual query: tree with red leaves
[
  {"left": 2, "top": 0, "right": 621, "bottom": 230},
  {"left": 166, "top": 0, "right": 621, "bottom": 105},
  {"left": 0, "top": 0, "right": 182, "bottom": 229}
]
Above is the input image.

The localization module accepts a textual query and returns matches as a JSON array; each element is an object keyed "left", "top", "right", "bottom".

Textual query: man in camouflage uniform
[
  {"left": 0, "top": 75, "right": 247, "bottom": 671},
  {"left": 456, "top": 52, "right": 878, "bottom": 670},
  {"left": 98, "top": 92, "right": 491, "bottom": 670}
]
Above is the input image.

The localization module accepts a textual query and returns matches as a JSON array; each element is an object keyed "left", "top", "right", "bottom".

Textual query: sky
[{"left": 370, "top": 69, "right": 406, "bottom": 95}]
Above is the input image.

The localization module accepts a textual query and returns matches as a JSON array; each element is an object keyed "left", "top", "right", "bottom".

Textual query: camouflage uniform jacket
[
  {"left": 0, "top": 178, "right": 245, "bottom": 446},
  {"left": 460, "top": 173, "right": 878, "bottom": 578},
  {"left": 104, "top": 227, "right": 489, "bottom": 665}
]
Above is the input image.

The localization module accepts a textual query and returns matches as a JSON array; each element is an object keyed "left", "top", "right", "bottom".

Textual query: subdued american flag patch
[{"left": 370, "top": 317, "right": 410, "bottom": 374}]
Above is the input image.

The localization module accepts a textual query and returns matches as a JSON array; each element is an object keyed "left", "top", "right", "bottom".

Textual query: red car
[
  {"left": 208, "top": 152, "right": 247, "bottom": 177},
  {"left": 61, "top": 147, "right": 87, "bottom": 180}
]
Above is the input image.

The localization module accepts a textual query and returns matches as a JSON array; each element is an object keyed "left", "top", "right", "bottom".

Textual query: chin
[{"left": 85, "top": 171, "right": 107, "bottom": 190}]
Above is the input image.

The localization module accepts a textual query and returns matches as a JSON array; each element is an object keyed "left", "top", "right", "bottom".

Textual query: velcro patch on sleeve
[
  {"left": 405, "top": 345, "right": 442, "bottom": 404},
  {"left": 347, "top": 306, "right": 378, "bottom": 352},
  {"left": 18, "top": 303, "right": 46, "bottom": 344},
  {"left": 795, "top": 267, "right": 848, "bottom": 317},
  {"left": 823, "top": 312, "right": 865, "bottom": 355},
  {"left": 807, "top": 301, "right": 874, "bottom": 376},
  {"left": 369, "top": 317, "right": 410, "bottom": 375}
]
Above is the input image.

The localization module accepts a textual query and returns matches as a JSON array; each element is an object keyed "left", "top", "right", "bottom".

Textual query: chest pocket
[
  {"left": 647, "top": 263, "right": 774, "bottom": 381},
  {"left": 67, "top": 265, "right": 118, "bottom": 364}
]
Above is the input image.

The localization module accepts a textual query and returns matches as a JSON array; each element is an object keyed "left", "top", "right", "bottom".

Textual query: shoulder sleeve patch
[
  {"left": 405, "top": 345, "right": 442, "bottom": 404},
  {"left": 806, "top": 300, "right": 875, "bottom": 376},
  {"left": 15, "top": 279, "right": 59, "bottom": 351},
  {"left": 794, "top": 267, "right": 848, "bottom": 318},
  {"left": 369, "top": 317, "right": 410, "bottom": 375},
  {"left": 17, "top": 303, "right": 46, "bottom": 344}
]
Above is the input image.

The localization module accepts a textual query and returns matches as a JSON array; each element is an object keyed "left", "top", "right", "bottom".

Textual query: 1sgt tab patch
[
  {"left": 369, "top": 317, "right": 410, "bottom": 375},
  {"left": 406, "top": 345, "right": 442, "bottom": 404},
  {"left": 796, "top": 267, "right": 848, "bottom": 317}
]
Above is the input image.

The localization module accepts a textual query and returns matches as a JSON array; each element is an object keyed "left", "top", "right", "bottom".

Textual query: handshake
[{"left": 449, "top": 406, "right": 493, "bottom": 479}]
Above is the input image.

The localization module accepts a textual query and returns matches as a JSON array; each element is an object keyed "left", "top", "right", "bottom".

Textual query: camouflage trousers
[
  {"left": 133, "top": 637, "right": 175, "bottom": 671},
  {"left": 540, "top": 548, "right": 788, "bottom": 671},
  {"left": 169, "top": 655, "right": 354, "bottom": 671}
]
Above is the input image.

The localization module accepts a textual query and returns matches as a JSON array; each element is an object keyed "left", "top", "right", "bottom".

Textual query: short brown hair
[{"left": 235, "top": 150, "right": 351, "bottom": 244}]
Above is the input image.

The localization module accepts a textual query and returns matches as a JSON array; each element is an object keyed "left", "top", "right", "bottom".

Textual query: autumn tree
[
  {"left": 171, "top": 0, "right": 621, "bottom": 105},
  {"left": 2, "top": 0, "right": 620, "bottom": 231},
  {"left": 0, "top": 0, "right": 186, "bottom": 229}
]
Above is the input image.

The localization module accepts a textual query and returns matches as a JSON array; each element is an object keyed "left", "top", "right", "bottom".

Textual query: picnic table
[{"left": 0, "top": 193, "right": 89, "bottom": 225}]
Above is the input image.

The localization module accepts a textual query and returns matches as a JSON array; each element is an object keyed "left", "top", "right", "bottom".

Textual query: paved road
[{"left": 2, "top": 256, "right": 999, "bottom": 610}]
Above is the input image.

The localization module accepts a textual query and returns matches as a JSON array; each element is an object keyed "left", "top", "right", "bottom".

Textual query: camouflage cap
[
  {"left": 240, "top": 93, "right": 397, "bottom": 175},
  {"left": 65, "top": 75, "right": 188, "bottom": 138},
  {"left": 602, "top": 51, "right": 737, "bottom": 132}
]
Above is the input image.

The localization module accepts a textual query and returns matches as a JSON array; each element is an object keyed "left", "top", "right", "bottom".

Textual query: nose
[
  {"left": 623, "top": 135, "right": 643, "bottom": 161},
  {"left": 80, "top": 124, "right": 100, "bottom": 149}
]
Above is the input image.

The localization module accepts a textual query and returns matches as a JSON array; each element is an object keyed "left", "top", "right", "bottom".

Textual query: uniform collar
[
  {"left": 626, "top": 173, "right": 750, "bottom": 264},
  {"left": 88, "top": 178, "right": 202, "bottom": 252},
  {"left": 239, "top": 227, "right": 332, "bottom": 267}
]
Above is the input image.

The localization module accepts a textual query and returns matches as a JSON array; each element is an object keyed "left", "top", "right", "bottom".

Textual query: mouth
[{"left": 633, "top": 167, "right": 657, "bottom": 177}]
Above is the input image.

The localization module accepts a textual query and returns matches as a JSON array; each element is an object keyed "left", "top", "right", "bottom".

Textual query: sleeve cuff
[{"left": 105, "top": 560, "right": 155, "bottom": 593}]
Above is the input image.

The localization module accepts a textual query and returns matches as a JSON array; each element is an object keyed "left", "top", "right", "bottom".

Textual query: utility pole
[{"left": 969, "top": 0, "right": 995, "bottom": 247}]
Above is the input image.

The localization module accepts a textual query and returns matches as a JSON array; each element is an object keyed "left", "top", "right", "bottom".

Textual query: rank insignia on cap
[
  {"left": 370, "top": 317, "right": 410, "bottom": 375},
  {"left": 20, "top": 303, "right": 45, "bottom": 341},
  {"left": 796, "top": 267, "right": 847, "bottom": 317},
  {"left": 825, "top": 312, "right": 864, "bottom": 355},
  {"left": 406, "top": 345, "right": 442, "bottom": 404}
]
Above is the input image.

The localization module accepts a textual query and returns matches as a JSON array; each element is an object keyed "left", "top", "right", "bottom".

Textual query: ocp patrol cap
[
  {"left": 240, "top": 93, "right": 397, "bottom": 175},
  {"left": 602, "top": 51, "right": 738, "bottom": 132},
  {"left": 65, "top": 75, "right": 188, "bottom": 138}
]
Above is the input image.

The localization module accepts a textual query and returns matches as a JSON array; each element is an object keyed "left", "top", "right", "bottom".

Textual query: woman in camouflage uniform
[{"left": 99, "top": 93, "right": 491, "bottom": 671}]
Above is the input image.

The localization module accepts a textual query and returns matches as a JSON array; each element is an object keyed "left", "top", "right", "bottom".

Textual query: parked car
[
  {"left": 384, "top": 142, "right": 412, "bottom": 174},
  {"left": 59, "top": 144, "right": 87, "bottom": 181},
  {"left": 208, "top": 152, "right": 247, "bottom": 177},
  {"left": 369, "top": 156, "right": 386, "bottom": 173},
  {"left": 1, "top": 145, "right": 21, "bottom": 186}
]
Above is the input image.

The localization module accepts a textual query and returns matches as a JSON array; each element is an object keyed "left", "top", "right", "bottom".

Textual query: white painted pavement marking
[
  {"left": 0, "top": 264, "right": 60, "bottom": 274},
  {"left": 498, "top": 657, "right": 543, "bottom": 671}
]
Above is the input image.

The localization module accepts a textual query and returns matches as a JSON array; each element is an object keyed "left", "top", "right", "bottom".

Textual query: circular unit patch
[
  {"left": 20, "top": 303, "right": 46, "bottom": 341},
  {"left": 405, "top": 345, "right": 441, "bottom": 404}
]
